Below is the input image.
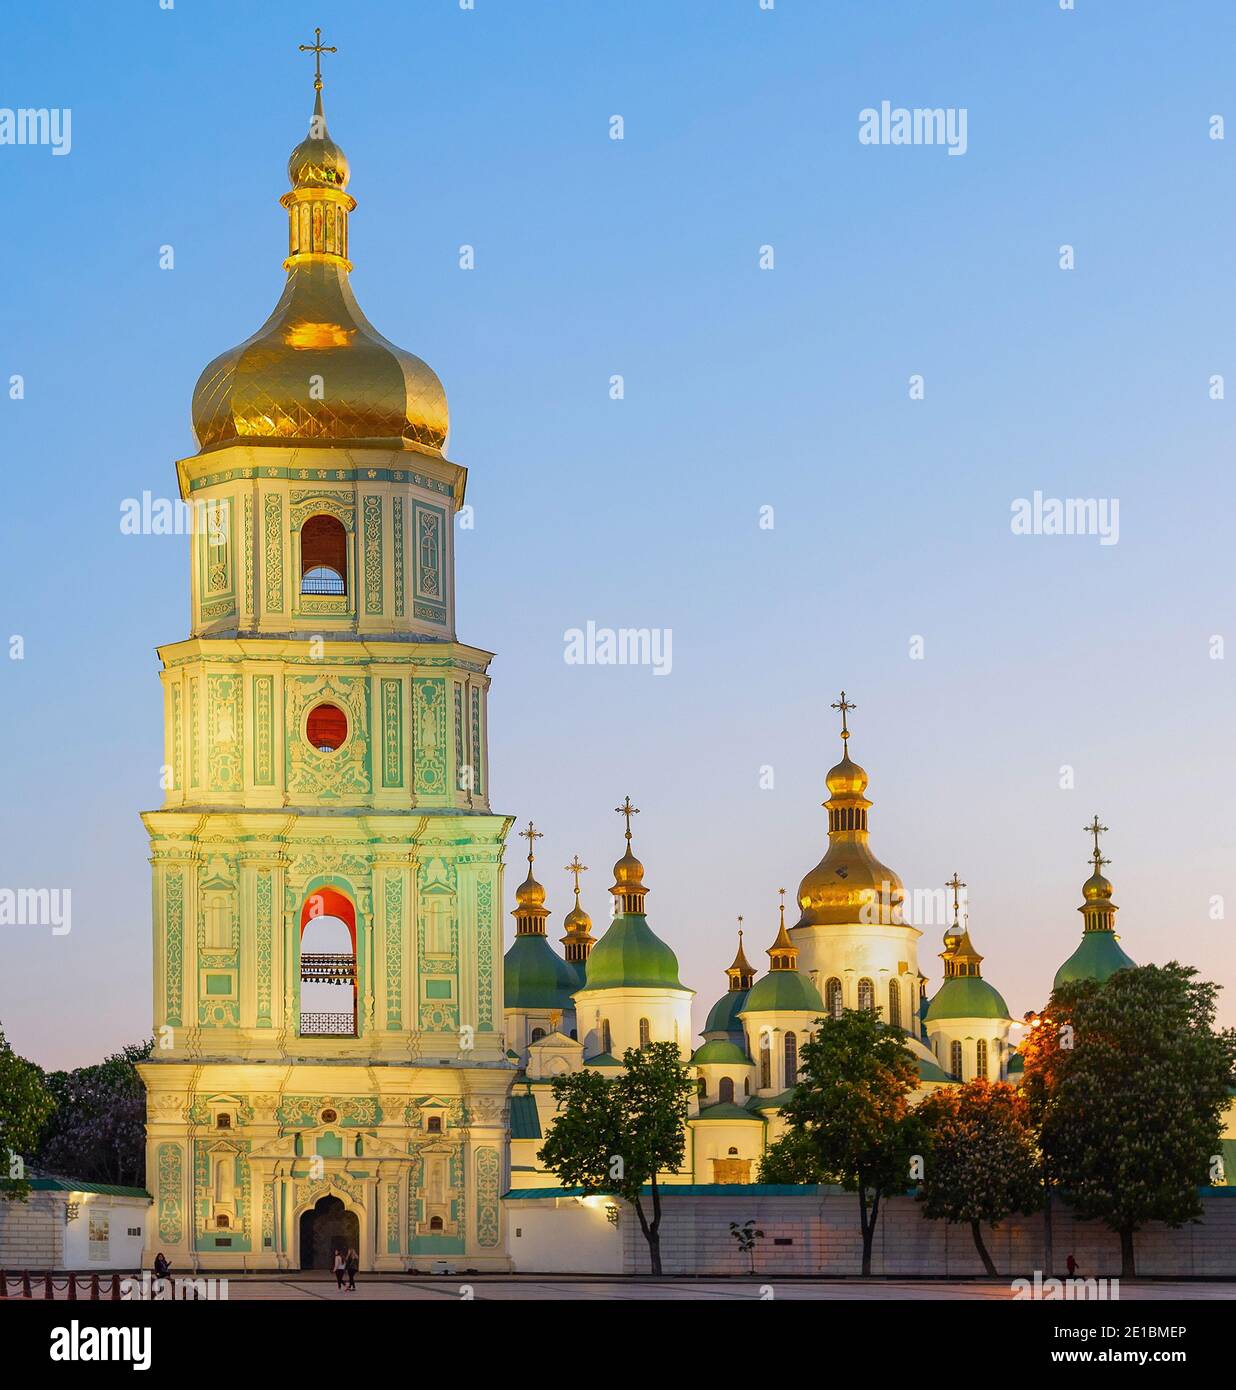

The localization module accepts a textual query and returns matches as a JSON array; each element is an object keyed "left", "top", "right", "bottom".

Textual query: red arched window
[
  {"left": 307, "top": 703, "right": 348, "bottom": 752},
  {"left": 299, "top": 887, "right": 357, "bottom": 1037},
  {"left": 301, "top": 514, "right": 347, "bottom": 595}
]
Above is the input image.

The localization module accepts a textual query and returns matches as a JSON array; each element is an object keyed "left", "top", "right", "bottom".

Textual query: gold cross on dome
[
  {"left": 565, "top": 855, "right": 588, "bottom": 894},
  {"left": 518, "top": 820, "right": 543, "bottom": 861},
  {"left": 1085, "top": 815, "right": 1109, "bottom": 863},
  {"left": 945, "top": 873, "right": 966, "bottom": 923},
  {"left": 831, "top": 690, "right": 857, "bottom": 742},
  {"left": 298, "top": 26, "right": 337, "bottom": 87},
  {"left": 615, "top": 797, "right": 640, "bottom": 841}
]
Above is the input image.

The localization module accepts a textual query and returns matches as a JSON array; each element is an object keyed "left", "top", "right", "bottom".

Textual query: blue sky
[{"left": 3, "top": 0, "right": 1236, "bottom": 1067}]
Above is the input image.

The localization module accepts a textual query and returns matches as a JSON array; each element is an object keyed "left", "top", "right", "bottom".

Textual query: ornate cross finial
[
  {"left": 298, "top": 26, "right": 337, "bottom": 89},
  {"left": 945, "top": 872, "right": 966, "bottom": 924},
  {"left": 615, "top": 796, "right": 640, "bottom": 842},
  {"left": 778, "top": 886, "right": 787, "bottom": 926},
  {"left": 737, "top": 913, "right": 744, "bottom": 941},
  {"left": 518, "top": 820, "right": 543, "bottom": 864},
  {"left": 565, "top": 855, "right": 588, "bottom": 896},
  {"left": 831, "top": 690, "right": 857, "bottom": 744},
  {"left": 1085, "top": 815, "right": 1110, "bottom": 872}
]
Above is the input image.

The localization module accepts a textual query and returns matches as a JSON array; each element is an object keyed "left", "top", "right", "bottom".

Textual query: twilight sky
[{"left": 3, "top": 0, "right": 1236, "bottom": 1068}]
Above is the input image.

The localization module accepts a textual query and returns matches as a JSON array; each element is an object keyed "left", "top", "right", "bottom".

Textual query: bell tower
[{"left": 139, "top": 36, "right": 513, "bottom": 1274}]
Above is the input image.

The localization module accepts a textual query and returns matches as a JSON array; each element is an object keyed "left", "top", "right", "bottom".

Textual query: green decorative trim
[
  {"left": 363, "top": 495, "right": 383, "bottom": 615},
  {"left": 170, "top": 686, "right": 182, "bottom": 793},
  {"left": 381, "top": 679, "right": 402, "bottom": 789},
  {"left": 207, "top": 673, "right": 243, "bottom": 791},
  {"left": 475, "top": 1146, "right": 500, "bottom": 1248},
  {"left": 263, "top": 494, "right": 284, "bottom": 612},
  {"left": 470, "top": 687, "right": 483, "bottom": 797},
  {"left": 157, "top": 1143, "right": 183, "bottom": 1244},
  {"left": 277, "top": 1096, "right": 382, "bottom": 1127},
  {"left": 164, "top": 870, "right": 184, "bottom": 1026},
  {"left": 386, "top": 1179, "right": 401, "bottom": 1254},
  {"left": 393, "top": 495, "right": 406, "bottom": 619},
  {"left": 413, "top": 679, "right": 447, "bottom": 797},
  {"left": 476, "top": 877, "right": 494, "bottom": 1030},
  {"left": 453, "top": 682, "right": 465, "bottom": 794},
  {"left": 255, "top": 870, "right": 273, "bottom": 1026},
  {"left": 243, "top": 494, "right": 253, "bottom": 615},
  {"left": 414, "top": 502, "right": 444, "bottom": 603},
  {"left": 188, "top": 464, "right": 452, "bottom": 497},
  {"left": 188, "top": 679, "right": 200, "bottom": 789},
  {"left": 253, "top": 675, "right": 274, "bottom": 785},
  {"left": 385, "top": 873, "right": 403, "bottom": 1030}
]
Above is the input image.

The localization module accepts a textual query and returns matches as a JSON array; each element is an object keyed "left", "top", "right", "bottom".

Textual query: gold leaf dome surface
[{"left": 190, "top": 84, "right": 447, "bottom": 455}]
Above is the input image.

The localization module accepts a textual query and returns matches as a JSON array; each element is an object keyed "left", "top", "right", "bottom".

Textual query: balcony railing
[
  {"left": 299, "top": 953, "right": 357, "bottom": 985},
  {"left": 299, "top": 1012, "right": 357, "bottom": 1037}
]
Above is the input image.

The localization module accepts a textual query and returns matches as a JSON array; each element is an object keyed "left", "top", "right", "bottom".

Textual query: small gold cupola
[
  {"left": 610, "top": 796, "right": 649, "bottom": 913},
  {"left": 1080, "top": 814, "right": 1118, "bottom": 932},
  {"left": 939, "top": 873, "right": 983, "bottom": 978},
  {"left": 511, "top": 821, "right": 549, "bottom": 936},
  {"left": 767, "top": 890, "right": 798, "bottom": 972},
  {"left": 794, "top": 691, "right": 906, "bottom": 928},
  {"left": 560, "top": 854, "right": 596, "bottom": 964},
  {"left": 725, "top": 917, "right": 756, "bottom": 991}
]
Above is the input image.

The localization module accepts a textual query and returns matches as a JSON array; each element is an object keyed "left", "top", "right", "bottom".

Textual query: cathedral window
[
  {"left": 858, "top": 977, "right": 874, "bottom": 1012},
  {"left": 429, "top": 1216, "right": 444, "bottom": 1232},
  {"left": 300, "top": 514, "right": 347, "bottom": 595},
  {"left": 744, "top": 1077, "right": 750, "bottom": 1096},
  {"left": 426, "top": 1115, "right": 442, "bottom": 1134},
  {"left": 975, "top": 1037, "right": 988, "bottom": 1081},
  {"left": 215, "top": 1113, "right": 231, "bottom": 1130},
  {"left": 306, "top": 703, "right": 348, "bottom": 752},
  {"left": 759, "top": 1039, "right": 771, "bottom": 1089},
  {"left": 601, "top": 1019, "right": 612, "bottom": 1054},
  {"left": 784, "top": 1031, "right": 798, "bottom": 1084},
  {"left": 531, "top": 1027, "right": 545, "bottom": 1043},
  {"left": 697, "top": 1076, "right": 707, "bottom": 1099},
  {"left": 719, "top": 1076, "right": 734, "bottom": 1104},
  {"left": 638, "top": 1017, "right": 651, "bottom": 1048},
  {"left": 826, "top": 977, "right": 843, "bottom": 1018},
  {"left": 950, "top": 1040, "right": 963, "bottom": 1081},
  {"left": 888, "top": 978, "right": 902, "bottom": 1030}
]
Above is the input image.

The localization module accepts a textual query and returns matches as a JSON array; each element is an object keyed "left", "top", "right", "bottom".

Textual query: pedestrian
[
  {"left": 1066, "top": 1253, "right": 1080, "bottom": 1277},
  {"left": 332, "top": 1249, "right": 345, "bottom": 1290},
  {"left": 345, "top": 1247, "right": 358, "bottom": 1292},
  {"left": 152, "top": 1251, "right": 171, "bottom": 1279}
]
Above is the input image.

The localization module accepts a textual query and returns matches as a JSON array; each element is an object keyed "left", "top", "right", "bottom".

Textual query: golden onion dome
[
  {"left": 563, "top": 900, "right": 592, "bottom": 934},
  {"left": 1082, "top": 869, "right": 1114, "bottom": 902},
  {"left": 826, "top": 751, "right": 869, "bottom": 798},
  {"left": 515, "top": 870, "right": 547, "bottom": 909},
  {"left": 612, "top": 849, "right": 645, "bottom": 888},
  {"left": 190, "top": 76, "right": 448, "bottom": 455}
]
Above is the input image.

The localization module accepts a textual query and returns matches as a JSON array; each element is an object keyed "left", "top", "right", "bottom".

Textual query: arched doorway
[{"left": 299, "top": 1194, "right": 359, "bottom": 1271}]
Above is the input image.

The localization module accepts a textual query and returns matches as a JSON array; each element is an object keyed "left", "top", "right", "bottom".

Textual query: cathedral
[{"left": 137, "top": 50, "right": 1162, "bottom": 1273}]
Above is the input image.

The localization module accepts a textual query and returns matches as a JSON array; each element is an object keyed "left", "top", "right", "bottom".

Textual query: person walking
[
  {"left": 332, "top": 1250, "right": 345, "bottom": 1290},
  {"left": 345, "top": 1247, "right": 358, "bottom": 1292}
]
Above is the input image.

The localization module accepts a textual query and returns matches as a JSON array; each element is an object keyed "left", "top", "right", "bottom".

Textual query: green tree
[
  {"left": 1022, "top": 963, "right": 1236, "bottom": 1278},
  {"left": 37, "top": 1040, "right": 152, "bottom": 1188},
  {"left": 0, "top": 1026, "right": 55, "bottom": 1201},
  {"left": 916, "top": 1078, "right": 1042, "bottom": 1275},
  {"left": 537, "top": 1042, "right": 696, "bottom": 1275},
  {"left": 758, "top": 1009, "right": 920, "bottom": 1275}
]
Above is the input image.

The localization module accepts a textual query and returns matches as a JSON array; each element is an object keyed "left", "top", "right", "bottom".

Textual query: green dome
[
  {"left": 917, "top": 1054, "right": 953, "bottom": 1084},
  {"left": 690, "top": 1038, "right": 751, "bottom": 1066},
  {"left": 576, "top": 913, "right": 686, "bottom": 992},
  {"left": 703, "top": 989, "right": 749, "bottom": 1036},
  {"left": 924, "top": 975, "right": 1010, "bottom": 1022},
  {"left": 503, "top": 934, "right": 577, "bottom": 1010},
  {"left": 1053, "top": 931, "right": 1135, "bottom": 990},
  {"left": 742, "top": 970, "right": 824, "bottom": 1016}
]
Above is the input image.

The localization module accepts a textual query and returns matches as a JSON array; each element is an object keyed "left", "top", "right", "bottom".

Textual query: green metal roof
[
  {"left": 509, "top": 1093, "right": 542, "bottom": 1140},
  {"left": 742, "top": 969, "right": 824, "bottom": 1015},
  {"left": 1007, "top": 1052, "right": 1025, "bottom": 1074},
  {"left": 746, "top": 1088, "right": 796, "bottom": 1112},
  {"left": 582, "top": 1052, "right": 623, "bottom": 1067},
  {"left": 690, "top": 1038, "right": 751, "bottom": 1066},
  {"left": 924, "top": 974, "right": 1010, "bottom": 1022},
  {"left": 30, "top": 1177, "right": 150, "bottom": 1200},
  {"left": 503, "top": 933, "right": 578, "bottom": 1010},
  {"left": 693, "top": 1101, "right": 763, "bottom": 1123},
  {"left": 576, "top": 913, "right": 687, "bottom": 992},
  {"left": 916, "top": 1054, "right": 954, "bottom": 1084},
  {"left": 1053, "top": 930, "right": 1136, "bottom": 990},
  {"left": 703, "top": 989, "right": 749, "bottom": 1036}
]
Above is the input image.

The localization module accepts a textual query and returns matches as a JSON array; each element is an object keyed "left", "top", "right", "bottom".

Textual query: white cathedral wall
[
  {"left": 925, "top": 1017, "right": 1013, "bottom": 1082},
  {"left": 792, "top": 921, "right": 924, "bottom": 1028},
  {"left": 738, "top": 1009, "right": 821, "bottom": 1094},
  {"left": 572, "top": 987, "right": 694, "bottom": 1061}
]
